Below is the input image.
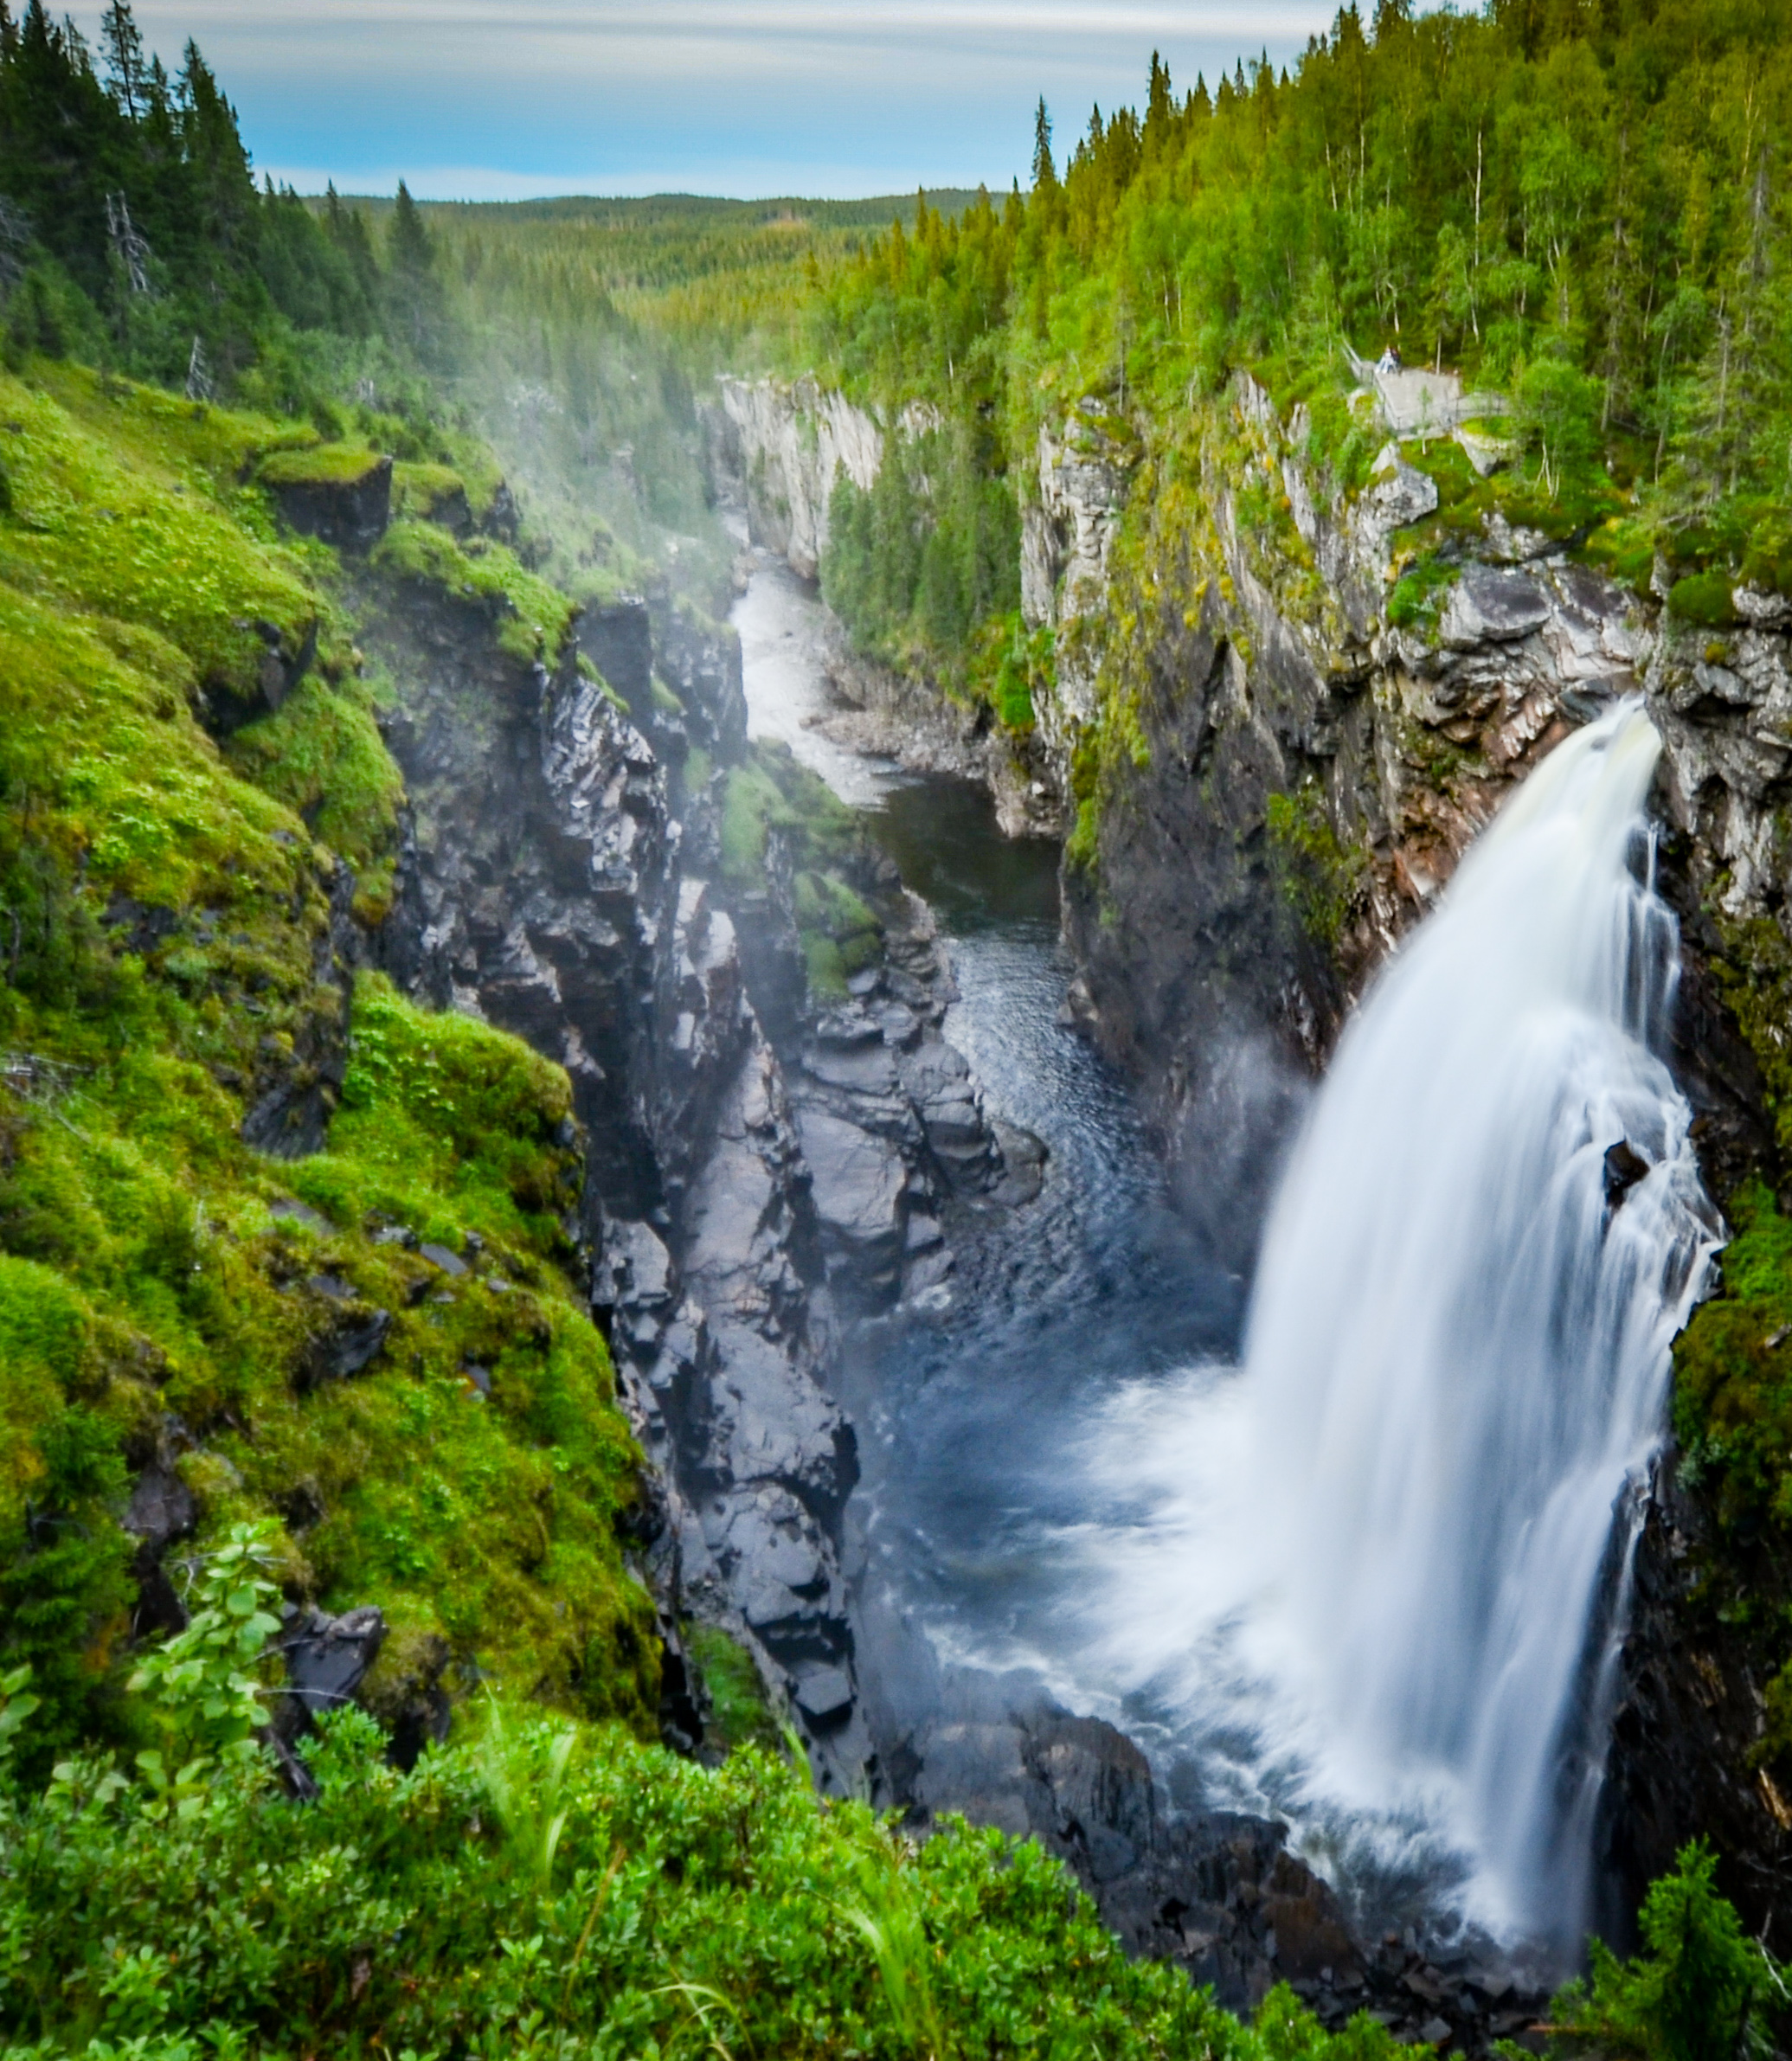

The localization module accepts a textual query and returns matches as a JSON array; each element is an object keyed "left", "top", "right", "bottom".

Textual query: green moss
[
  {"left": 1669, "top": 569, "right": 1740, "bottom": 627},
  {"left": 1266, "top": 784, "right": 1367, "bottom": 948},
  {"left": 244, "top": 685, "right": 401, "bottom": 885},
  {"left": 390, "top": 459, "right": 467, "bottom": 524},
  {"left": 1673, "top": 1184, "right": 1792, "bottom": 1553},
  {"left": 258, "top": 441, "right": 384, "bottom": 489},
  {"left": 1579, "top": 514, "right": 1657, "bottom": 591},
  {"left": 1385, "top": 549, "right": 1459, "bottom": 631},
  {"left": 716, "top": 743, "right": 857, "bottom": 889},
  {"left": 718, "top": 761, "right": 787, "bottom": 881},
  {"left": 1400, "top": 434, "right": 1479, "bottom": 507},
  {"left": 801, "top": 930, "right": 848, "bottom": 1000},
  {"left": 223, "top": 675, "right": 404, "bottom": 916},
  {"left": 1065, "top": 795, "right": 1100, "bottom": 870},
  {"left": 0, "top": 369, "right": 656, "bottom": 1751},
  {"left": 685, "top": 1623, "right": 783, "bottom": 1754},
  {"left": 373, "top": 519, "right": 575, "bottom": 668},
  {"left": 38, "top": 362, "right": 314, "bottom": 490},
  {"left": 967, "top": 610, "right": 1053, "bottom": 733},
  {"left": 793, "top": 868, "right": 877, "bottom": 941},
  {"left": 0, "top": 368, "right": 318, "bottom": 705}
]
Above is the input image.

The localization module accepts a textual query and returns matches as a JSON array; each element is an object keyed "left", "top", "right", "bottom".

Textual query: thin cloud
[{"left": 74, "top": 2, "right": 1337, "bottom": 197}]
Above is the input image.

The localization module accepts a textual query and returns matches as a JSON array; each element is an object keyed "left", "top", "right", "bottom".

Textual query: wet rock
[
  {"left": 1439, "top": 565, "right": 1552, "bottom": 647},
  {"left": 578, "top": 597, "right": 654, "bottom": 713},
  {"left": 272, "top": 1603, "right": 386, "bottom": 1741},
  {"left": 300, "top": 1306, "right": 392, "bottom": 1387},
  {"left": 1603, "top": 1138, "right": 1651, "bottom": 1208},
  {"left": 125, "top": 1459, "right": 196, "bottom": 1637},
  {"left": 902, "top": 1039, "right": 1001, "bottom": 1191},
  {"left": 418, "top": 1241, "right": 468, "bottom": 1278},
  {"left": 796, "top": 1103, "right": 907, "bottom": 1286},
  {"left": 792, "top": 1661, "right": 855, "bottom": 1727},
  {"left": 124, "top": 1462, "right": 196, "bottom": 1559}
]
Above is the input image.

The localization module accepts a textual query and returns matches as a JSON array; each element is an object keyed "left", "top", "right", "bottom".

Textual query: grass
[
  {"left": 0, "top": 366, "right": 322, "bottom": 709},
  {"left": 684, "top": 1623, "right": 782, "bottom": 1753},
  {"left": 222, "top": 673, "right": 405, "bottom": 920},
  {"left": 1385, "top": 549, "right": 1460, "bottom": 632},
  {"left": 390, "top": 458, "right": 469, "bottom": 524},
  {"left": 257, "top": 441, "right": 386, "bottom": 489}
]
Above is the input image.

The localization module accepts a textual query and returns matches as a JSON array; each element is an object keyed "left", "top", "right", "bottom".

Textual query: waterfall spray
[{"left": 1087, "top": 700, "right": 1721, "bottom": 1950}]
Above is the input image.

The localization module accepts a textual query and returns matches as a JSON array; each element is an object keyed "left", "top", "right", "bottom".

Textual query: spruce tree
[
  {"left": 99, "top": 0, "right": 144, "bottom": 119},
  {"left": 1031, "top": 99, "right": 1057, "bottom": 194}
]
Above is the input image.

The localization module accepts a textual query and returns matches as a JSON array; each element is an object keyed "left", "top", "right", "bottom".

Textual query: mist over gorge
[{"left": 2, "top": 3, "right": 1792, "bottom": 2057}]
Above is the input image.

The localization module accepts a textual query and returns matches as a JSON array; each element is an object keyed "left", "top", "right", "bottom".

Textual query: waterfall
[{"left": 1087, "top": 700, "right": 1721, "bottom": 1950}]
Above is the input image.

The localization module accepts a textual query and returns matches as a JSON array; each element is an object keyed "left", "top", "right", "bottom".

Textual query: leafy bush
[
  {"left": 127, "top": 1523, "right": 281, "bottom": 1793},
  {"left": 0, "top": 1693, "right": 1408, "bottom": 2061},
  {"left": 1667, "top": 571, "right": 1738, "bottom": 627}
]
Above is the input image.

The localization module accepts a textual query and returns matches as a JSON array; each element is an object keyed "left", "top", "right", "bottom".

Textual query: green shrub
[
  {"left": 1385, "top": 551, "right": 1458, "bottom": 631},
  {"left": 1542, "top": 1840, "right": 1783, "bottom": 2061},
  {"left": 0, "top": 1698, "right": 1404, "bottom": 2061}
]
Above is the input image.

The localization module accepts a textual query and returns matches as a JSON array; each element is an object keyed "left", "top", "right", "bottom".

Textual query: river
[{"left": 733, "top": 560, "right": 1255, "bottom": 1779}]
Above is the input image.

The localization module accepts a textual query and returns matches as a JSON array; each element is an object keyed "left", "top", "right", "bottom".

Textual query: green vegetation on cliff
[
  {"left": 0, "top": 360, "right": 657, "bottom": 1773},
  {"left": 757, "top": 2, "right": 1792, "bottom": 794}
]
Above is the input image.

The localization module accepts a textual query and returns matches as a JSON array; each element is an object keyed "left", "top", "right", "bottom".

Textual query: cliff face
[
  {"left": 710, "top": 379, "right": 1058, "bottom": 835},
  {"left": 356, "top": 549, "right": 885, "bottom": 1784},
  {"left": 1034, "top": 376, "right": 1792, "bottom": 1924},
  {"left": 714, "top": 376, "right": 940, "bottom": 581}
]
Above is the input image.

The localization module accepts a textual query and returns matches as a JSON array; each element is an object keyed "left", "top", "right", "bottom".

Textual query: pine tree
[{"left": 386, "top": 178, "right": 447, "bottom": 363}]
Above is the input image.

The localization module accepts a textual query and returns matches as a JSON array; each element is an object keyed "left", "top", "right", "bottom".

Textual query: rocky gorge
[{"left": 708, "top": 361, "right": 1792, "bottom": 1971}]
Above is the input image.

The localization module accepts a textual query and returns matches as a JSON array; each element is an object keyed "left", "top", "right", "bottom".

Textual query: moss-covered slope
[{"left": 0, "top": 359, "right": 658, "bottom": 1769}]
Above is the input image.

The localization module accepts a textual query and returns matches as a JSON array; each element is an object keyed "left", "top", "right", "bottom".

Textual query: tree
[
  {"left": 98, "top": 0, "right": 144, "bottom": 119},
  {"left": 1517, "top": 350, "right": 1603, "bottom": 498},
  {"left": 1031, "top": 97, "right": 1057, "bottom": 194},
  {"left": 386, "top": 177, "right": 447, "bottom": 362},
  {"left": 1550, "top": 1839, "right": 1783, "bottom": 2061}
]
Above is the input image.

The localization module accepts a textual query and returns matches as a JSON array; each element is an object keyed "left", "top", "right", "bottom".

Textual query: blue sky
[{"left": 75, "top": 3, "right": 1341, "bottom": 202}]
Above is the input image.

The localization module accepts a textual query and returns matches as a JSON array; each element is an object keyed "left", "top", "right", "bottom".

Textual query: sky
[{"left": 74, "top": 2, "right": 1342, "bottom": 202}]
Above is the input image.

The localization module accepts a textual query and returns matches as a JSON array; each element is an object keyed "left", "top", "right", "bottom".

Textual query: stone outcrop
[
  {"left": 361, "top": 557, "right": 883, "bottom": 1783},
  {"left": 264, "top": 453, "right": 393, "bottom": 554},
  {"left": 713, "top": 376, "right": 938, "bottom": 581}
]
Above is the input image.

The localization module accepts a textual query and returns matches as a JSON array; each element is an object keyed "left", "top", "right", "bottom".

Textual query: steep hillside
[{"left": 0, "top": 363, "right": 660, "bottom": 1766}]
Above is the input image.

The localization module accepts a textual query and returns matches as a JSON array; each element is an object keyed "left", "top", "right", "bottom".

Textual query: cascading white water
[{"left": 1084, "top": 700, "right": 1722, "bottom": 1951}]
